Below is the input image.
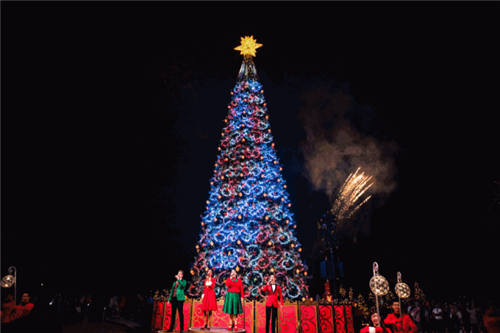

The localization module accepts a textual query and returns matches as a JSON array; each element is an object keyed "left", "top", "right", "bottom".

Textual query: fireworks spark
[{"left": 331, "top": 167, "right": 375, "bottom": 222}]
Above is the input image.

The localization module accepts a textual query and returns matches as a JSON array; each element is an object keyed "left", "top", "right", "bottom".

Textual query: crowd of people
[
  {"left": 403, "top": 299, "right": 484, "bottom": 333},
  {"left": 0, "top": 289, "right": 155, "bottom": 332},
  {"left": 355, "top": 297, "right": 500, "bottom": 333}
]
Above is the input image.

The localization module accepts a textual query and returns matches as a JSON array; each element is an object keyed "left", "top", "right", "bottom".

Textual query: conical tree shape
[{"left": 188, "top": 36, "right": 309, "bottom": 301}]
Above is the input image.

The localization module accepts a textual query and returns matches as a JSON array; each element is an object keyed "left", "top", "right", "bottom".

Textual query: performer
[
  {"left": 12, "top": 293, "right": 35, "bottom": 322},
  {"left": 360, "top": 313, "right": 392, "bottom": 333},
  {"left": 1, "top": 294, "right": 16, "bottom": 324},
  {"left": 223, "top": 269, "right": 244, "bottom": 331},
  {"left": 201, "top": 269, "right": 217, "bottom": 329},
  {"left": 167, "top": 270, "right": 187, "bottom": 333},
  {"left": 261, "top": 274, "right": 283, "bottom": 333},
  {"left": 384, "top": 301, "right": 418, "bottom": 333}
]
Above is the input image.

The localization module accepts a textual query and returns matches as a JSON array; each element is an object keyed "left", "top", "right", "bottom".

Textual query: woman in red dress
[{"left": 201, "top": 269, "right": 217, "bottom": 329}]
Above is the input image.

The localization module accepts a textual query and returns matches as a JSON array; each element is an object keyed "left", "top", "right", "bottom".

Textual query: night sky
[{"left": 2, "top": 2, "right": 499, "bottom": 300}]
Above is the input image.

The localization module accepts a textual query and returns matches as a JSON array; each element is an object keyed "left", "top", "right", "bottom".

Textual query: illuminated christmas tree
[{"left": 188, "top": 36, "right": 309, "bottom": 300}]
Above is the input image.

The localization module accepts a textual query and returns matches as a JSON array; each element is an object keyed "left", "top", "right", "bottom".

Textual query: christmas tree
[{"left": 188, "top": 36, "right": 309, "bottom": 301}]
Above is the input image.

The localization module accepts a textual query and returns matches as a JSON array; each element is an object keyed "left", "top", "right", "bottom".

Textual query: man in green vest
[{"left": 167, "top": 270, "right": 187, "bottom": 333}]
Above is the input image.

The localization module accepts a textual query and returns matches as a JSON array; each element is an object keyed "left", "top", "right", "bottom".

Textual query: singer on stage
[
  {"left": 261, "top": 274, "right": 283, "bottom": 333},
  {"left": 167, "top": 270, "right": 187, "bottom": 333},
  {"left": 223, "top": 269, "right": 244, "bottom": 331}
]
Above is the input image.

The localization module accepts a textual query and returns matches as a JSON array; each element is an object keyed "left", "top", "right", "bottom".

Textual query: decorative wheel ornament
[
  {"left": 395, "top": 272, "right": 411, "bottom": 299},
  {"left": 395, "top": 282, "right": 411, "bottom": 299},
  {"left": 369, "top": 262, "right": 389, "bottom": 296},
  {"left": 369, "top": 275, "right": 389, "bottom": 296},
  {"left": 1, "top": 275, "right": 15, "bottom": 288}
]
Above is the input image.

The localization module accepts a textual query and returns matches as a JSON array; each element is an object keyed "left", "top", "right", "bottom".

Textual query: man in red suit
[
  {"left": 261, "top": 274, "right": 283, "bottom": 333},
  {"left": 384, "top": 301, "right": 418, "bottom": 333}
]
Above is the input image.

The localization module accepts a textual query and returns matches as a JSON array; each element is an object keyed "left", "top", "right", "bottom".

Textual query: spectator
[
  {"left": 422, "top": 301, "right": 432, "bottom": 333},
  {"left": 448, "top": 304, "right": 461, "bottom": 333},
  {"left": 82, "top": 295, "right": 97, "bottom": 322},
  {"left": 467, "top": 301, "right": 481, "bottom": 333},
  {"left": 119, "top": 295, "right": 127, "bottom": 317},
  {"left": 108, "top": 295, "right": 120, "bottom": 317},
  {"left": 432, "top": 302, "right": 445, "bottom": 333},
  {"left": 409, "top": 302, "right": 422, "bottom": 332}
]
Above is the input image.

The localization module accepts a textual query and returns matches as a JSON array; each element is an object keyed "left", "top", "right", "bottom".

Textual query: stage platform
[
  {"left": 152, "top": 300, "right": 355, "bottom": 333},
  {"left": 188, "top": 327, "right": 246, "bottom": 333}
]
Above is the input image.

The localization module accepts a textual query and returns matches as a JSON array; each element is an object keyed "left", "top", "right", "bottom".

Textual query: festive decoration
[
  {"left": 339, "top": 286, "right": 347, "bottom": 299},
  {"left": 369, "top": 262, "right": 389, "bottom": 318},
  {"left": 234, "top": 36, "right": 262, "bottom": 57},
  {"left": 188, "top": 36, "right": 308, "bottom": 301},
  {"left": 354, "top": 294, "right": 370, "bottom": 323},
  {"left": 395, "top": 286, "right": 410, "bottom": 299},
  {"left": 394, "top": 272, "right": 411, "bottom": 299},
  {"left": 348, "top": 287, "right": 354, "bottom": 301},
  {"left": 1, "top": 275, "right": 14, "bottom": 288},
  {"left": 369, "top": 266, "right": 389, "bottom": 297},
  {"left": 413, "top": 282, "right": 426, "bottom": 301},
  {"left": 1, "top": 267, "right": 17, "bottom": 304}
]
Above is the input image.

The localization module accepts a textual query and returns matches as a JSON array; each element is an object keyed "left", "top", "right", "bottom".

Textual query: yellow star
[{"left": 234, "top": 35, "right": 262, "bottom": 57}]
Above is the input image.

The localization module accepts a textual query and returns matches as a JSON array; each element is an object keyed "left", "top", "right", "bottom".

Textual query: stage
[{"left": 152, "top": 299, "right": 355, "bottom": 333}]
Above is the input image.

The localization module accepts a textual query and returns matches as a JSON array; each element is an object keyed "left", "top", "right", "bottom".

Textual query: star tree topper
[{"left": 234, "top": 35, "right": 262, "bottom": 57}]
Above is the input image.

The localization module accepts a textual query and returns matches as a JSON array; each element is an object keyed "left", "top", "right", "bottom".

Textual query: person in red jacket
[
  {"left": 223, "top": 269, "right": 244, "bottom": 331},
  {"left": 14, "top": 293, "right": 35, "bottom": 320},
  {"left": 261, "top": 274, "right": 283, "bottom": 333},
  {"left": 201, "top": 269, "right": 218, "bottom": 329},
  {"left": 360, "top": 313, "right": 392, "bottom": 333},
  {"left": 483, "top": 301, "right": 500, "bottom": 333},
  {"left": 1, "top": 294, "right": 16, "bottom": 324},
  {"left": 384, "top": 301, "right": 418, "bottom": 333}
]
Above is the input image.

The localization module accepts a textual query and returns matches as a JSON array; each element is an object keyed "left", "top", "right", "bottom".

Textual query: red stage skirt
[{"left": 201, "top": 289, "right": 218, "bottom": 311}]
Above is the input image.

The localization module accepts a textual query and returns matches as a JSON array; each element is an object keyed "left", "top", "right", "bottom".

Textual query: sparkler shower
[
  {"left": 331, "top": 167, "right": 375, "bottom": 226},
  {"left": 299, "top": 87, "right": 398, "bottom": 236}
]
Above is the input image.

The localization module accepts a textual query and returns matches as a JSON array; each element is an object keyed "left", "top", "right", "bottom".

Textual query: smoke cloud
[{"left": 298, "top": 85, "right": 397, "bottom": 206}]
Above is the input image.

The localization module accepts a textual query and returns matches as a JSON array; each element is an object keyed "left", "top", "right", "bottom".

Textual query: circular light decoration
[
  {"left": 369, "top": 262, "right": 389, "bottom": 296},
  {"left": 1, "top": 275, "right": 15, "bottom": 288},
  {"left": 369, "top": 275, "right": 389, "bottom": 296},
  {"left": 286, "top": 280, "right": 300, "bottom": 300},
  {"left": 395, "top": 272, "right": 411, "bottom": 299},
  {"left": 395, "top": 282, "right": 411, "bottom": 299}
]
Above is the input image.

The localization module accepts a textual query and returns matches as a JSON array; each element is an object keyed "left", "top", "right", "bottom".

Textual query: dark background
[{"left": 2, "top": 2, "right": 499, "bottom": 300}]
